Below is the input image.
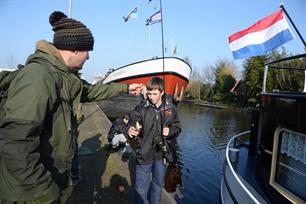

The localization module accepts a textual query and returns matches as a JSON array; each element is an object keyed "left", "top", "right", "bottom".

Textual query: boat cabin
[{"left": 221, "top": 54, "right": 306, "bottom": 204}]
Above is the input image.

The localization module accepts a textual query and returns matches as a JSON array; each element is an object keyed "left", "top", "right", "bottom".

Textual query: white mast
[
  {"left": 171, "top": 39, "right": 174, "bottom": 56},
  {"left": 68, "top": 0, "right": 72, "bottom": 18},
  {"left": 148, "top": 24, "right": 151, "bottom": 58}
]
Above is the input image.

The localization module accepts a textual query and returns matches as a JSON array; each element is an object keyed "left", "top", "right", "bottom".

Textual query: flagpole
[
  {"left": 68, "top": 0, "right": 72, "bottom": 18},
  {"left": 159, "top": 0, "right": 165, "bottom": 81},
  {"left": 280, "top": 4, "right": 306, "bottom": 49},
  {"left": 149, "top": 24, "right": 151, "bottom": 57},
  {"left": 159, "top": 0, "right": 166, "bottom": 103},
  {"left": 280, "top": 4, "right": 306, "bottom": 92}
]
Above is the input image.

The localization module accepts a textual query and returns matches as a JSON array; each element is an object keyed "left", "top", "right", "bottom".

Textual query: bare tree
[
  {"left": 214, "top": 58, "right": 237, "bottom": 78},
  {"left": 189, "top": 67, "right": 202, "bottom": 100},
  {"left": 7, "top": 54, "right": 17, "bottom": 68},
  {"left": 183, "top": 56, "right": 192, "bottom": 68},
  {"left": 214, "top": 58, "right": 237, "bottom": 93},
  {"left": 202, "top": 64, "right": 215, "bottom": 86}
]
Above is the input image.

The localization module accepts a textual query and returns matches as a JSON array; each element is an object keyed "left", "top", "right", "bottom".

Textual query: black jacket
[
  {"left": 108, "top": 114, "right": 130, "bottom": 142},
  {"left": 128, "top": 100, "right": 181, "bottom": 165}
]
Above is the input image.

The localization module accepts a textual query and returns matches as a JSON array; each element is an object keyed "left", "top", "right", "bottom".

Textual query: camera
[{"left": 152, "top": 136, "right": 163, "bottom": 151}]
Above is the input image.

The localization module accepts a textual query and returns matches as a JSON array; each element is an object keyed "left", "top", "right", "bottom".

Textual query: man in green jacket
[{"left": 0, "top": 11, "right": 142, "bottom": 203}]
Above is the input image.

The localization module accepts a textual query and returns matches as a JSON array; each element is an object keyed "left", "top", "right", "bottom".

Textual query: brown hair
[
  {"left": 147, "top": 77, "right": 164, "bottom": 92},
  {"left": 122, "top": 113, "right": 130, "bottom": 121}
]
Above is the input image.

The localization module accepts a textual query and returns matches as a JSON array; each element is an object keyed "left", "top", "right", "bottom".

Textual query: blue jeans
[{"left": 135, "top": 160, "right": 165, "bottom": 204}]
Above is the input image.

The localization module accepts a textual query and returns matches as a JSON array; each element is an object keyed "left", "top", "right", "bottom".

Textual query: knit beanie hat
[{"left": 49, "top": 11, "right": 94, "bottom": 51}]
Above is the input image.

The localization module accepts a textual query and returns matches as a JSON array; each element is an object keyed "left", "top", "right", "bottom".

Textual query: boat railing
[
  {"left": 263, "top": 53, "right": 306, "bottom": 93},
  {"left": 232, "top": 132, "right": 250, "bottom": 148},
  {"left": 225, "top": 130, "right": 262, "bottom": 204}
]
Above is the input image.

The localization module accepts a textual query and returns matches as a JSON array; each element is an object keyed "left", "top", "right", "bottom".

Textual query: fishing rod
[{"left": 158, "top": 0, "right": 169, "bottom": 164}]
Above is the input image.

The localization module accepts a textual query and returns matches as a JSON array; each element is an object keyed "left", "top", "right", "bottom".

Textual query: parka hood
[
  {"left": 36, "top": 40, "right": 63, "bottom": 61},
  {"left": 25, "top": 40, "right": 71, "bottom": 72}
]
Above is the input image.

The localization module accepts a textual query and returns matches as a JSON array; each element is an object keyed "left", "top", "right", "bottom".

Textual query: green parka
[{"left": 0, "top": 40, "right": 128, "bottom": 202}]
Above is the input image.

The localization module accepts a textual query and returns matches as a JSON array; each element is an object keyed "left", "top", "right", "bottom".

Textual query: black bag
[
  {"left": 0, "top": 65, "right": 24, "bottom": 118},
  {"left": 163, "top": 140, "right": 173, "bottom": 163},
  {"left": 0, "top": 61, "right": 62, "bottom": 120}
]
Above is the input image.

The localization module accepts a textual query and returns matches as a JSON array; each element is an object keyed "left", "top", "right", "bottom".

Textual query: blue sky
[{"left": 1, "top": 0, "right": 305, "bottom": 82}]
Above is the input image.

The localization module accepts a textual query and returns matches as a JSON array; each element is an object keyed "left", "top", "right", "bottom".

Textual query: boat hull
[
  {"left": 114, "top": 73, "right": 188, "bottom": 99},
  {"left": 100, "top": 57, "right": 192, "bottom": 102}
]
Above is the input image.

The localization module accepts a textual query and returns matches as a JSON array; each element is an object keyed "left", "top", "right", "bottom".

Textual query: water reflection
[
  {"left": 176, "top": 103, "right": 250, "bottom": 204},
  {"left": 99, "top": 101, "right": 251, "bottom": 204}
]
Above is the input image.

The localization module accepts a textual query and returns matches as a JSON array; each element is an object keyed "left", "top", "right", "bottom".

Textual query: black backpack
[{"left": 0, "top": 65, "right": 25, "bottom": 117}]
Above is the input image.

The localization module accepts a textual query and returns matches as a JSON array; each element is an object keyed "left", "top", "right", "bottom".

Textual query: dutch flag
[{"left": 229, "top": 10, "right": 294, "bottom": 59}]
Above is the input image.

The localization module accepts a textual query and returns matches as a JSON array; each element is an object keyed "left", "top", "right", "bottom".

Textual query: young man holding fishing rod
[{"left": 127, "top": 77, "right": 181, "bottom": 204}]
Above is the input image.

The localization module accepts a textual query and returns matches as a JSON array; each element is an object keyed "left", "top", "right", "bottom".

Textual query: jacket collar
[
  {"left": 36, "top": 40, "right": 64, "bottom": 62},
  {"left": 144, "top": 100, "right": 160, "bottom": 109},
  {"left": 144, "top": 99, "right": 172, "bottom": 111},
  {"left": 26, "top": 40, "right": 77, "bottom": 74}
]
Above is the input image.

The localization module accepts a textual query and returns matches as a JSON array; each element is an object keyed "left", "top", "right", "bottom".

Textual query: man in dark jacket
[
  {"left": 127, "top": 77, "right": 181, "bottom": 204},
  {"left": 0, "top": 11, "right": 142, "bottom": 203}
]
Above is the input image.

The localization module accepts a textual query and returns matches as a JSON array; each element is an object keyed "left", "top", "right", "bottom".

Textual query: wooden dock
[
  {"left": 193, "top": 101, "right": 228, "bottom": 109},
  {"left": 183, "top": 99, "right": 228, "bottom": 109}
]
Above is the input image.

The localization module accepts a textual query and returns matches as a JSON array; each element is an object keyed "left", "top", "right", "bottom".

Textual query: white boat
[
  {"left": 0, "top": 68, "right": 16, "bottom": 72},
  {"left": 98, "top": 57, "right": 192, "bottom": 102}
]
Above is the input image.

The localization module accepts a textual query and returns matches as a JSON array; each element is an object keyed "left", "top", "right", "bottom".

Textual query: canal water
[
  {"left": 175, "top": 103, "right": 251, "bottom": 204},
  {"left": 99, "top": 98, "right": 251, "bottom": 203}
]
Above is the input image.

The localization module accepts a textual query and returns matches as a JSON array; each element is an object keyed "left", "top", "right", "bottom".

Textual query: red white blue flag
[
  {"left": 146, "top": 10, "right": 161, "bottom": 26},
  {"left": 229, "top": 10, "right": 294, "bottom": 59}
]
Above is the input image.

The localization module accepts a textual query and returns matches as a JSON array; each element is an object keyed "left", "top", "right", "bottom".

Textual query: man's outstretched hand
[{"left": 128, "top": 83, "right": 144, "bottom": 95}]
